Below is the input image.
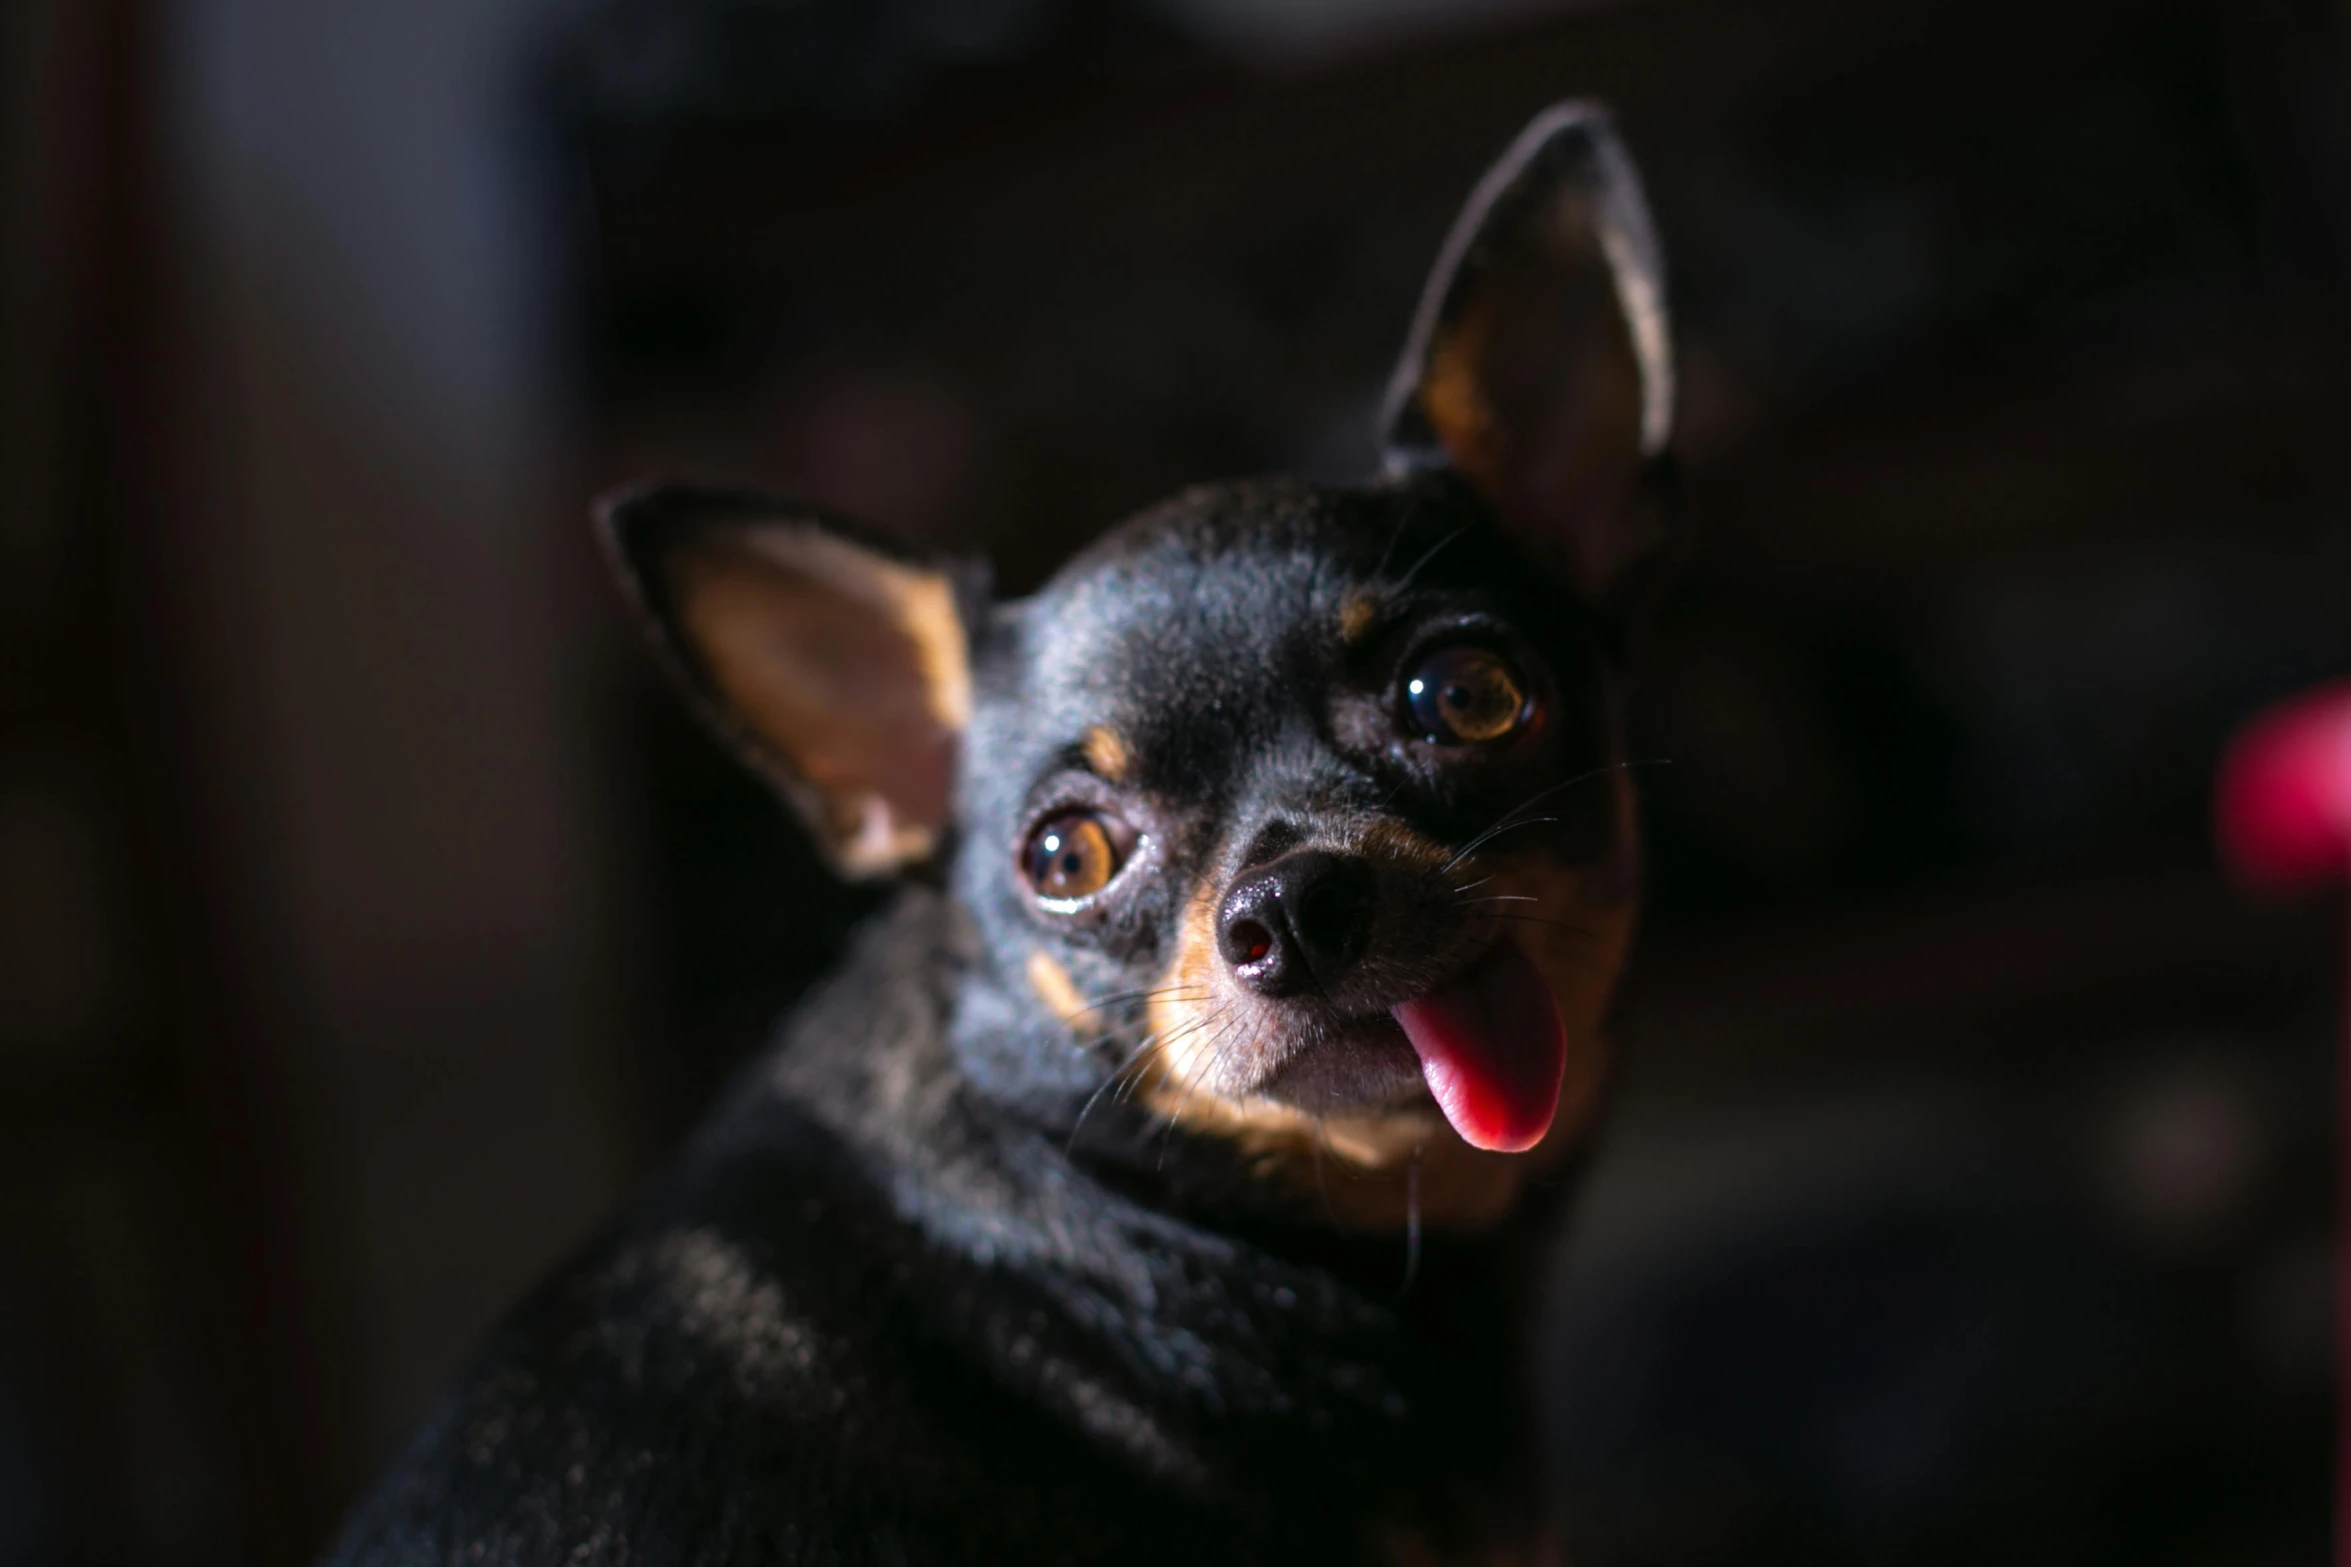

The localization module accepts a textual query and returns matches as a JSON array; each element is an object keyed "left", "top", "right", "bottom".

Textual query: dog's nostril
[
  {"left": 1216, "top": 869, "right": 1297, "bottom": 980},
  {"left": 1293, "top": 870, "right": 1373, "bottom": 977},
  {"left": 1299, "top": 885, "right": 1365, "bottom": 952},
  {"left": 1214, "top": 850, "right": 1376, "bottom": 994}
]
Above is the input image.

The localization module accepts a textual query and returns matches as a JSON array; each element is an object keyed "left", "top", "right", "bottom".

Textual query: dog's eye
[
  {"left": 1023, "top": 811, "right": 1123, "bottom": 903},
  {"left": 1404, "top": 645, "right": 1531, "bottom": 745}
]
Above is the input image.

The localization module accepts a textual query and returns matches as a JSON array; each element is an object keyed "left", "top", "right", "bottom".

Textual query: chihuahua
[{"left": 323, "top": 101, "right": 1675, "bottom": 1567}]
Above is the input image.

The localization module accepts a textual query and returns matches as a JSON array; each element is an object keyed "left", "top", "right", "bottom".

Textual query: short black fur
[{"left": 323, "top": 102, "right": 1674, "bottom": 1567}]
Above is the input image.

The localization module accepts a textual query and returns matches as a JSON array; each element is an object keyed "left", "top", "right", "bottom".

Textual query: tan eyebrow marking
[
  {"left": 1340, "top": 592, "right": 1383, "bottom": 647},
  {"left": 1026, "top": 950, "right": 1092, "bottom": 1029},
  {"left": 1080, "top": 725, "right": 1132, "bottom": 783}
]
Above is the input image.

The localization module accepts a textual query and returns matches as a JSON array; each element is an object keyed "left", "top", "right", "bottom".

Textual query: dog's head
[{"left": 604, "top": 105, "right": 1674, "bottom": 1227}]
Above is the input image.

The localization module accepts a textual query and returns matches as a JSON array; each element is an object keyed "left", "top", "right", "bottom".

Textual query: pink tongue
[{"left": 1390, "top": 942, "right": 1567, "bottom": 1153}]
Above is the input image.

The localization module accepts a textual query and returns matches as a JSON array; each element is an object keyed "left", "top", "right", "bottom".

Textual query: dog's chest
[{"left": 667, "top": 904, "right": 1536, "bottom": 1552}]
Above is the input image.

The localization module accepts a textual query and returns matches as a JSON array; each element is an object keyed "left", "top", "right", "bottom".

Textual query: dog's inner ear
[
  {"left": 1383, "top": 104, "right": 1673, "bottom": 605},
  {"left": 662, "top": 520, "right": 970, "bottom": 877}
]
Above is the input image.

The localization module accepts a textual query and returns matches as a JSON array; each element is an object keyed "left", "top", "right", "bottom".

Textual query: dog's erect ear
[
  {"left": 598, "top": 485, "right": 979, "bottom": 879},
  {"left": 1381, "top": 102, "right": 1674, "bottom": 607}
]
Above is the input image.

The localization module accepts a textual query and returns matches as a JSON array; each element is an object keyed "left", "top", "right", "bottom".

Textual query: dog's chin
[{"left": 1254, "top": 1015, "right": 1433, "bottom": 1119}]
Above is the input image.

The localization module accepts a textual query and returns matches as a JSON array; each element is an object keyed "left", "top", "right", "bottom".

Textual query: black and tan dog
[{"left": 324, "top": 102, "right": 1675, "bottom": 1567}]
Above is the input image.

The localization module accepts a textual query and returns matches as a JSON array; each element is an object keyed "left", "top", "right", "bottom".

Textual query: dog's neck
[
  {"left": 769, "top": 885, "right": 1541, "bottom": 1276},
  {"left": 716, "top": 887, "right": 1542, "bottom": 1520}
]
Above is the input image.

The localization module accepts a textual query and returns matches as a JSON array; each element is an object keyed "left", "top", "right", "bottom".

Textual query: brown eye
[
  {"left": 1404, "top": 644, "right": 1531, "bottom": 745},
  {"left": 1023, "top": 812, "right": 1122, "bottom": 903}
]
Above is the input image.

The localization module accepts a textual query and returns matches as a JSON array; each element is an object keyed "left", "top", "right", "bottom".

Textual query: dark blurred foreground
[{"left": 1, "top": 0, "right": 2342, "bottom": 1562}]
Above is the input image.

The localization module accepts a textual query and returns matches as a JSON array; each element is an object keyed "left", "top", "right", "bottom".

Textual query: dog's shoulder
[{"left": 319, "top": 893, "right": 1247, "bottom": 1566}]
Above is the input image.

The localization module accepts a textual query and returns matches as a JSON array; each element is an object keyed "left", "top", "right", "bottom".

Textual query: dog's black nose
[{"left": 1216, "top": 850, "right": 1376, "bottom": 997}]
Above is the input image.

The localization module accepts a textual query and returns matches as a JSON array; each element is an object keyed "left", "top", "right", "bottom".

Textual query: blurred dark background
[{"left": 3, "top": 0, "right": 2343, "bottom": 1562}]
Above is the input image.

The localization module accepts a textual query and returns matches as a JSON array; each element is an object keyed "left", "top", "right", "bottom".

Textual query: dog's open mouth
[
  {"left": 1389, "top": 940, "right": 1568, "bottom": 1153},
  {"left": 1246, "top": 937, "right": 1575, "bottom": 1155}
]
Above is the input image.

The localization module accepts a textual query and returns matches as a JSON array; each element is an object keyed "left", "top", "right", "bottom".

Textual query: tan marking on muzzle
[
  {"left": 1351, "top": 816, "right": 1449, "bottom": 872},
  {"left": 1026, "top": 950, "right": 1093, "bottom": 1030},
  {"left": 1437, "top": 766, "right": 1642, "bottom": 1189},
  {"left": 1139, "top": 881, "right": 1231, "bottom": 1112},
  {"left": 1472, "top": 861, "right": 1632, "bottom": 1150}
]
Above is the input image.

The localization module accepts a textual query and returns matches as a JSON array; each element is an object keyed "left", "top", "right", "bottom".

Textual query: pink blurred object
[
  {"left": 2213, "top": 678, "right": 2351, "bottom": 1553},
  {"left": 2216, "top": 679, "right": 2351, "bottom": 892}
]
